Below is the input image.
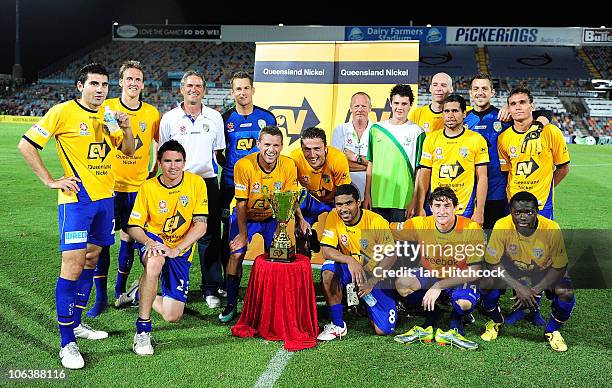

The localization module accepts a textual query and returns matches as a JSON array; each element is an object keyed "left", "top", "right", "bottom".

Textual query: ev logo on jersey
[
  {"left": 439, "top": 161, "right": 465, "bottom": 180},
  {"left": 516, "top": 157, "right": 539, "bottom": 178},
  {"left": 236, "top": 136, "right": 256, "bottom": 151},
  {"left": 88, "top": 139, "right": 112, "bottom": 161},
  {"left": 163, "top": 212, "right": 186, "bottom": 233},
  {"left": 65, "top": 230, "right": 88, "bottom": 244}
]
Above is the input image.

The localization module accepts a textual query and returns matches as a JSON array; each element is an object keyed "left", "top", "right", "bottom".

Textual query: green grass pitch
[{"left": 1, "top": 122, "right": 611, "bottom": 386}]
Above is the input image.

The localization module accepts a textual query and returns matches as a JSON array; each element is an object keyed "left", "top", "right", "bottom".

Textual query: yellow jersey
[
  {"left": 497, "top": 123, "right": 570, "bottom": 210},
  {"left": 409, "top": 104, "right": 444, "bottom": 133},
  {"left": 128, "top": 171, "right": 208, "bottom": 252},
  {"left": 485, "top": 214, "right": 568, "bottom": 271},
  {"left": 234, "top": 153, "right": 299, "bottom": 221},
  {"left": 102, "top": 98, "right": 160, "bottom": 192},
  {"left": 22, "top": 99, "right": 123, "bottom": 204},
  {"left": 391, "top": 216, "right": 485, "bottom": 277},
  {"left": 290, "top": 146, "right": 351, "bottom": 204},
  {"left": 419, "top": 128, "right": 489, "bottom": 215},
  {"left": 320, "top": 209, "right": 395, "bottom": 273}
]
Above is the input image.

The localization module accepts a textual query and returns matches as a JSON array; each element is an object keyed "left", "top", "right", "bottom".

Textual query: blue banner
[{"left": 345, "top": 26, "right": 446, "bottom": 44}]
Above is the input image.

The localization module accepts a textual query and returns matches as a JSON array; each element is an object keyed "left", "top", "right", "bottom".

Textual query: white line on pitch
[
  {"left": 254, "top": 349, "right": 294, "bottom": 388},
  {"left": 570, "top": 163, "right": 612, "bottom": 167}
]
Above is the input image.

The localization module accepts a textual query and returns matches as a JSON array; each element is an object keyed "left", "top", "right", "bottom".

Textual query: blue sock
[
  {"left": 480, "top": 289, "right": 503, "bottom": 323},
  {"left": 115, "top": 241, "right": 135, "bottom": 298},
  {"left": 546, "top": 296, "right": 575, "bottom": 333},
  {"left": 56, "top": 277, "right": 77, "bottom": 347},
  {"left": 530, "top": 294, "right": 546, "bottom": 326},
  {"left": 226, "top": 274, "right": 240, "bottom": 307},
  {"left": 329, "top": 304, "right": 344, "bottom": 327},
  {"left": 74, "top": 268, "right": 94, "bottom": 327},
  {"left": 87, "top": 248, "right": 109, "bottom": 318},
  {"left": 136, "top": 317, "right": 152, "bottom": 334}
]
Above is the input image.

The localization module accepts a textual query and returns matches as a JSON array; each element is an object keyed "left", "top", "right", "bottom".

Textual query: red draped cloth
[{"left": 231, "top": 253, "right": 318, "bottom": 351}]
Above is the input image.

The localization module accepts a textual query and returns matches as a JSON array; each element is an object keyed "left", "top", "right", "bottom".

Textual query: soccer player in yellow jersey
[
  {"left": 290, "top": 127, "right": 351, "bottom": 254},
  {"left": 497, "top": 87, "right": 570, "bottom": 220},
  {"left": 17, "top": 63, "right": 135, "bottom": 369},
  {"left": 409, "top": 72, "right": 453, "bottom": 134},
  {"left": 318, "top": 184, "right": 397, "bottom": 340},
  {"left": 219, "top": 126, "right": 302, "bottom": 322},
  {"left": 416, "top": 95, "right": 489, "bottom": 225},
  {"left": 88, "top": 60, "right": 161, "bottom": 317},
  {"left": 127, "top": 140, "right": 208, "bottom": 355},
  {"left": 391, "top": 187, "right": 485, "bottom": 350},
  {"left": 479, "top": 191, "right": 574, "bottom": 352}
]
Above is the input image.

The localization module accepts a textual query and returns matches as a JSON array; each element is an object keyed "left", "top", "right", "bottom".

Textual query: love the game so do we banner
[{"left": 245, "top": 41, "right": 419, "bottom": 264}]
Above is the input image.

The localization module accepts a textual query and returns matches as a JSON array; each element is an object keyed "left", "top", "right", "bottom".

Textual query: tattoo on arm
[{"left": 193, "top": 215, "right": 207, "bottom": 223}]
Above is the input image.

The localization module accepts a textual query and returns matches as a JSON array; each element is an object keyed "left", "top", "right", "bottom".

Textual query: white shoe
[
  {"left": 133, "top": 332, "right": 154, "bottom": 356},
  {"left": 205, "top": 295, "right": 221, "bottom": 308},
  {"left": 115, "top": 280, "right": 139, "bottom": 307},
  {"left": 217, "top": 288, "right": 227, "bottom": 298},
  {"left": 317, "top": 322, "right": 347, "bottom": 341},
  {"left": 59, "top": 342, "right": 84, "bottom": 369},
  {"left": 73, "top": 323, "right": 109, "bottom": 340}
]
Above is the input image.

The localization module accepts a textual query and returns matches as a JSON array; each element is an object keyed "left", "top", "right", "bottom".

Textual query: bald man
[{"left": 409, "top": 72, "right": 454, "bottom": 134}]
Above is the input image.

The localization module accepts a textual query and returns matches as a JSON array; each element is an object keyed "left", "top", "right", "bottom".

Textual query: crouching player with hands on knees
[
  {"left": 317, "top": 184, "right": 398, "bottom": 341},
  {"left": 391, "top": 187, "right": 485, "bottom": 350},
  {"left": 127, "top": 140, "right": 208, "bottom": 355},
  {"left": 479, "top": 191, "right": 575, "bottom": 352}
]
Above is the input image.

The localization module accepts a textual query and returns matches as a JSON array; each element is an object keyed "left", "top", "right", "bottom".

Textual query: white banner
[{"left": 447, "top": 27, "right": 582, "bottom": 46}]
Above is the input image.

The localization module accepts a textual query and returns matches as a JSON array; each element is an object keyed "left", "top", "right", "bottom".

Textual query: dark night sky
[{"left": 0, "top": 0, "right": 607, "bottom": 81}]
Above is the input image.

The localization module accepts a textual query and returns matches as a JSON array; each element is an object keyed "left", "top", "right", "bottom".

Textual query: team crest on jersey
[
  {"left": 340, "top": 234, "right": 349, "bottom": 246},
  {"left": 494, "top": 121, "right": 502, "bottom": 132},
  {"left": 360, "top": 238, "right": 369, "bottom": 249},
  {"left": 79, "top": 122, "right": 90, "bottom": 136},
  {"left": 139, "top": 122, "right": 146, "bottom": 132},
  {"left": 227, "top": 122, "right": 235, "bottom": 132},
  {"left": 532, "top": 248, "right": 544, "bottom": 260},
  {"left": 179, "top": 125, "right": 187, "bottom": 135},
  {"left": 274, "top": 181, "right": 282, "bottom": 191},
  {"left": 258, "top": 119, "right": 266, "bottom": 129},
  {"left": 509, "top": 146, "right": 518, "bottom": 158},
  {"left": 159, "top": 200, "right": 168, "bottom": 213},
  {"left": 252, "top": 182, "right": 261, "bottom": 193},
  {"left": 508, "top": 244, "right": 518, "bottom": 256},
  {"left": 322, "top": 174, "right": 330, "bottom": 183},
  {"left": 202, "top": 123, "right": 210, "bottom": 132},
  {"left": 459, "top": 147, "right": 468, "bottom": 158},
  {"left": 180, "top": 195, "right": 189, "bottom": 207},
  {"left": 435, "top": 147, "right": 443, "bottom": 160}
]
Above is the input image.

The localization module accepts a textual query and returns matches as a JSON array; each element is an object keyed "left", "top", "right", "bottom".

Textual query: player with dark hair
[
  {"left": 127, "top": 139, "right": 208, "bottom": 355},
  {"left": 318, "top": 184, "right": 397, "bottom": 340},
  {"left": 17, "top": 63, "right": 135, "bottom": 369},
  {"left": 290, "top": 126, "right": 351, "bottom": 255},
  {"left": 415, "top": 94, "right": 489, "bottom": 225},
  {"left": 219, "top": 126, "right": 301, "bottom": 323},
  {"left": 364, "top": 84, "right": 425, "bottom": 222},
  {"left": 392, "top": 187, "right": 485, "bottom": 350},
  {"left": 479, "top": 191, "right": 575, "bottom": 352},
  {"left": 88, "top": 60, "right": 161, "bottom": 317}
]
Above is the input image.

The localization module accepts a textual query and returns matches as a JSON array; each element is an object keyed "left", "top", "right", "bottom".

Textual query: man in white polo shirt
[
  {"left": 331, "top": 92, "right": 372, "bottom": 200},
  {"left": 159, "top": 70, "right": 225, "bottom": 308}
]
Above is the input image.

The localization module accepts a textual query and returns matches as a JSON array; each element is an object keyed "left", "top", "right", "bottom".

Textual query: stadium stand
[
  {"left": 583, "top": 46, "right": 611, "bottom": 78},
  {"left": 487, "top": 46, "right": 590, "bottom": 79}
]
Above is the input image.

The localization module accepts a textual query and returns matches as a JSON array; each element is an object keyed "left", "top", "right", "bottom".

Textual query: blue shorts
[
  {"left": 407, "top": 273, "right": 480, "bottom": 307},
  {"left": 300, "top": 192, "right": 333, "bottom": 226},
  {"left": 228, "top": 208, "right": 278, "bottom": 254},
  {"left": 136, "top": 232, "right": 193, "bottom": 303},
  {"left": 114, "top": 191, "right": 138, "bottom": 231},
  {"left": 321, "top": 260, "right": 397, "bottom": 334},
  {"left": 58, "top": 197, "right": 115, "bottom": 251}
]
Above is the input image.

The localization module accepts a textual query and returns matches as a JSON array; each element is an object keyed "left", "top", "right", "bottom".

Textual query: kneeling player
[
  {"left": 392, "top": 187, "right": 485, "bottom": 350},
  {"left": 127, "top": 140, "right": 208, "bottom": 355},
  {"left": 318, "top": 184, "right": 397, "bottom": 340},
  {"left": 479, "top": 191, "right": 575, "bottom": 352}
]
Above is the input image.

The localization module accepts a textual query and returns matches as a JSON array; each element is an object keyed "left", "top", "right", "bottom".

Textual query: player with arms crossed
[
  {"left": 318, "top": 184, "right": 397, "bottom": 340},
  {"left": 479, "top": 191, "right": 575, "bottom": 352},
  {"left": 127, "top": 140, "right": 208, "bottom": 355},
  {"left": 89, "top": 60, "right": 161, "bottom": 316},
  {"left": 392, "top": 187, "right": 485, "bottom": 350},
  {"left": 17, "top": 63, "right": 135, "bottom": 369}
]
